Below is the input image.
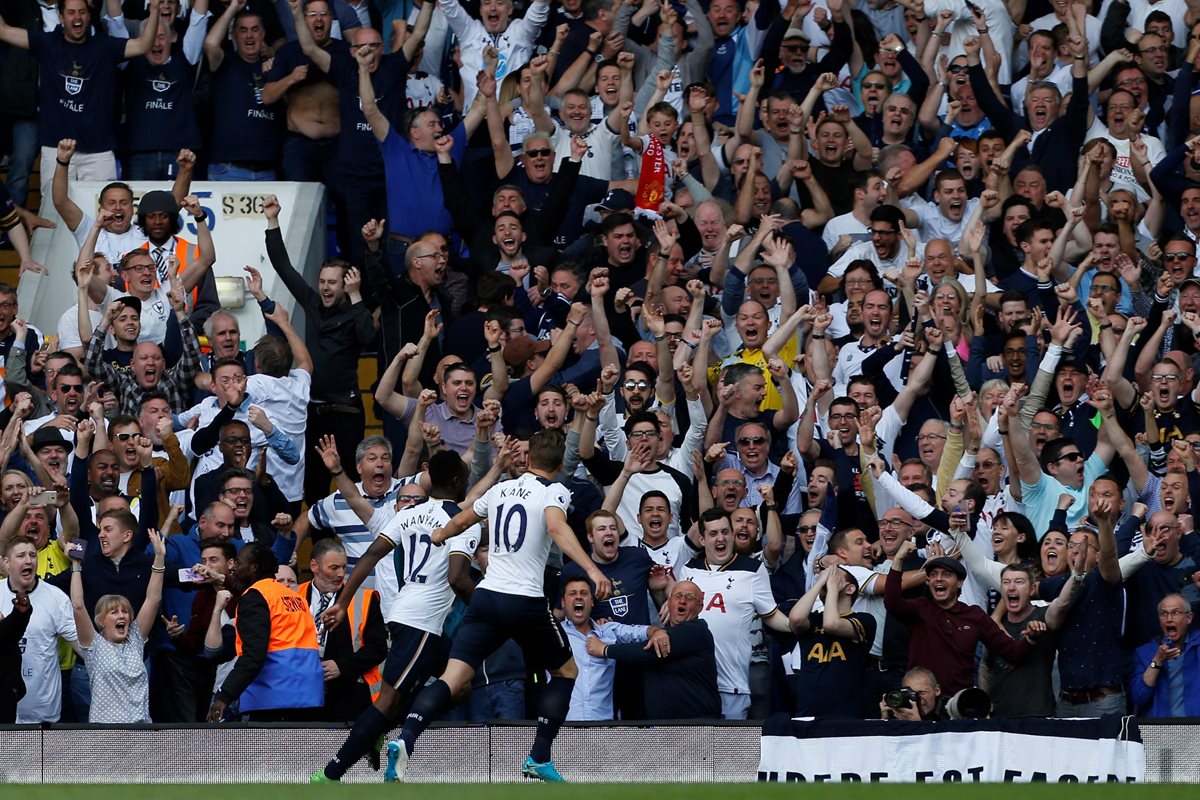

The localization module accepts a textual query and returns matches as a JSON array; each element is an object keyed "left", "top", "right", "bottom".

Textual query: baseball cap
[
  {"left": 30, "top": 427, "right": 68, "bottom": 453},
  {"left": 1179, "top": 277, "right": 1200, "bottom": 293},
  {"left": 503, "top": 334, "right": 551, "bottom": 368},
  {"left": 924, "top": 556, "right": 967, "bottom": 580},
  {"left": 113, "top": 295, "right": 143, "bottom": 313},
  {"left": 597, "top": 189, "right": 635, "bottom": 213}
]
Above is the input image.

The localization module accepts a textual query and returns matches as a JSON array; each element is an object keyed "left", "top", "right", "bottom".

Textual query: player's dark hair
[
  {"left": 639, "top": 490, "right": 670, "bottom": 512},
  {"left": 428, "top": 451, "right": 469, "bottom": 500}
]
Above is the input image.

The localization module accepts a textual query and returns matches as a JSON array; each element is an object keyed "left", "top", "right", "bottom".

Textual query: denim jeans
[
  {"left": 124, "top": 151, "right": 178, "bottom": 181},
  {"left": 207, "top": 162, "right": 277, "bottom": 181},
  {"left": 1056, "top": 690, "right": 1127, "bottom": 718},
  {"left": 467, "top": 679, "right": 526, "bottom": 722},
  {"left": 1, "top": 116, "right": 37, "bottom": 206}
]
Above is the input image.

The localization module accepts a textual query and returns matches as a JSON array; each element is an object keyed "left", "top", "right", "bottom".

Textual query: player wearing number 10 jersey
[
  {"left": 312, "top": 452, "right": 477, "bottom": 783},
  {"left": 385, "top": 429, "right": 614, "bottom": 783}
]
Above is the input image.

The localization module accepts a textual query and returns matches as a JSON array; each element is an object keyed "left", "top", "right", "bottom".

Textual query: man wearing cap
[
  {"left": 132, "top": 190, "right": 220, "bottom": 332},
  {"left": 884, "top": 540, "right": 1036, "bottom": 695},
  {"left": 28, "top": 427, "right": 73, "bottom": 482},
  {"left": 491, "top": 304, "right": 587, "bottom": 433}
]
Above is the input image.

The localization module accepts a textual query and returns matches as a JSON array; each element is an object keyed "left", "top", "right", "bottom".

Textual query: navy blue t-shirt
[
  {"left": 563, "top": 545, "right": 655, "bottom": 625},
  {"left": 1040, "top": 571, "right": 1128, "bottom": 692},
  {"left": 265, "top": 37, "right": 348, "bottom": 96},
  {"left": 209, "top": 44, "right": 284, "bottom": 163},
  {"left": 326, "top": 48, "right": 409, "bottom": 177},
  {"left": 123, "top": 44, "right": 201, "bottom": 153},
  {"left": 29, "top": 28, "right": 127, "bottom": 151}
]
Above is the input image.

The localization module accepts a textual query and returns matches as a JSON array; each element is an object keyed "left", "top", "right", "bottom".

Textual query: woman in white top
[{"left": 69, "top": 528, "right": 165, "bottom": 723}]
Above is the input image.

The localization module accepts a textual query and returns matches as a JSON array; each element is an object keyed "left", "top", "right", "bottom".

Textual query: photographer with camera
[{"left": 880, "top": 668, "right": 945, "bottom": 722}]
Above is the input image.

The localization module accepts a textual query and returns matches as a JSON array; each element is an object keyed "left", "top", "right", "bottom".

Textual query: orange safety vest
[
  {"left": 138, "top": 236, "right": 203, "bottom": 309},
  {"left": 300, "top": 581, "right": 384, "bottom": 703},
  {"left": 235, "top": 578, "right": 324, "bottom": 712}
]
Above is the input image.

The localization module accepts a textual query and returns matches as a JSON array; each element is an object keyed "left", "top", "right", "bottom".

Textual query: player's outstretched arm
[
  {"left": 431, "top": 506, "right": 485, "bottom": 545},
  {"left": 547, "top": 507, "right": 613, "bottom": 600}
]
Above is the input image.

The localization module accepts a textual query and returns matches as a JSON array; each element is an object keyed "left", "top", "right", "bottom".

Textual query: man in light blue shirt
[{"left": 559, "top": 575, "right": 665, "bottom": 721}]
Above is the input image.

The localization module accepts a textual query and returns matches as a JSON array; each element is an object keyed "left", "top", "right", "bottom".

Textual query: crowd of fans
[{"left": 0, "top": 0, "right": 1199, "bottom": 731}]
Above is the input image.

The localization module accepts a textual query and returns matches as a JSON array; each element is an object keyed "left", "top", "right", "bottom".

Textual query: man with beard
[
  {"left": 215, "top": 468, "right": 294, "bottom": 564},
  {"left": 825, "top": 206, "right": 919, "bottom": 295},
  {"left": 1131, "top": 593, "right": 1200, "bottom": 717},
  {"left": 263, "top": 0, "right": 346, "bottom": 186},
  {"left": 0, "top": 0, "right": 160, "bottom": 194},
  {"left": 264, "top": 196, "right": 374, "bottom": 498},
  {"left": 678, "top": 509, "right": 792, "bottom": 720},
  {"left": 594, "top": 361, "right": 660, "bottom": 453},
  {"left": 985, "top": 563, "right": 1076, "bottom": 718},
  {"left": 21, "top": 364, "right": 87, "bottom": 437},
  {"left": 885, "top": 540, "right": 1035, "bottom": 695},
  {"left": 586, "top": 579, "right": 720, "bottom": 719},
  {"left": 477, "top": 213, "right": 559, "bottom": 276},
  {"left": 0, "top": 536, "right": 76, "bottom": 723}
]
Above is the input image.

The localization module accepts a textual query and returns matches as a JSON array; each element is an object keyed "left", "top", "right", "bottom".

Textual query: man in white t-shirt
[
  {"left": 823, "top": 171, "right": 885, "bottom": 260},
  {"left": 901, "top": 170, "right": 979, "bottom": 250},
  {"left": 0, "top": 536, "right": 77, "bottom": 723},
  {"left": 678, "top": 508, "right": 791, "bottom": 720}
]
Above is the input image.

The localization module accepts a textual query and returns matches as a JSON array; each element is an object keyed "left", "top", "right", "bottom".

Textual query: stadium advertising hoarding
[{"left": 758, "top": 716, "right": 1145, "bottom": 783}]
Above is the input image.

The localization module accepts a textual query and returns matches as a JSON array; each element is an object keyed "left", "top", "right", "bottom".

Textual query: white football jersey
[
  {"left": 638, "top": 536, "right": 697, "bottom": 580},
  {"left": 377, "top": 499, "right": 479, "bottom": 635},
  {"left": 474, "top": 474, "right": 570, "bottom": 598},
  {"left": 678, "top": 555, "right": 777, "bottom": 695}
]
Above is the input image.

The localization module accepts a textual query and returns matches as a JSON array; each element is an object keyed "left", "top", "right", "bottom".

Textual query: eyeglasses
[
  {"left": 123, "top": 262, "right": 155, "bottom": 273},
  {"left": 1030, "top": 422, "right": 1058, "bottom": 431},
  {"left": 1150, "top": 374, "right": 1180, "bottom": 383},
  {"left": 524, "top": 148, "right": 554, "bottom": 158},
  {"left": 665, "top": 332, "right": 684, "bottom": 340},
  {"left": 797, "top": 525, "right": 818, "bottom": 533},
  {"left": 869, "top": 228, "right": 898, "bottom": 236},
  {"left": 1067, "top": 541, "right": 1097, "bottom": 551},
  {"left": 1055, "top": 451, "right": 1084, "bottom": 463},
  {"left": 1159, "top": 609, "right": 1191, "bottom": 618},
  {"left": 623, "top": 379, "right": 650, "bottom": 391},
  {"left": 828, "top": 413, "right": 857, "bottom": 422},
  {"left": 738, "top": 436, "right": 766, "bottom": 446},
  {"left": 1117, "top": 76, "right": 1147, "bottom": 87},
  {"left": 733, "top": 157, "right": 749, "bottom": 165},
  {"left": 1090, "top": 285, "right": 1117, "bottom": 294},
  {"left": 716, "top": 479, "right": 746, "bottom": 487},
  {"left": 1163, "top": 252, "right": 1193, "bottom": 261},
  {"left": 0, "top": 300, "right": 15, "bottom": 310},
  {"left": 397, "top": 494, "right": 426, "bottom": 503},
  {"left": 221, "top": 486, "right": 253, "bottom": 496},
  {"left": 845, "top": 277, "right": 874, "bottom": 287},
  {"left": 58, "top": 383, "right": 84, "bottom": 394},
  {"left": 862, "top": 81, "right": 887, "bottom": 90},
  {"left": 221, "top": 436, "right": 251, "bottom": 446},
  {"left": 1139, "top": 45, "right": 1167, "bottom": 55},
  {"left": 917, "top": 433, "right": 946, "bottom": 443},
  {"left": 947, "top": 64, "right": 968, "bottom": 74},
  {"left": 976, "top": 460, "right": 999, "bottom": 469},
  {"left": 670, "top": 591, "right": 701, "bottom": 601},
  {"left": 114, "top": 432, "right": 136, "bottom": 442},
  {"left": 411, "top": 252, "right": 447, "bottom": 261},
  {"left": 879, "top": 519, "right": 912, "bottom": 529},
  {"left": 628, "top": 430, "right": 659, "bottom": 439}
]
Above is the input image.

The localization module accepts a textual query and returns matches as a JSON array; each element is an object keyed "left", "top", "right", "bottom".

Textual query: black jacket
[
  {"left": 0, "top": 602, "right": 31, "bottom": 723},
  {"left": 300, "top": 582, "right": 387, "bottom": 722},
  {"left": 968, "top": 65, "right": 1088, "bottom": 194},
  {"left": 605, "top": 618, "right": 720, "bottom": 719}
]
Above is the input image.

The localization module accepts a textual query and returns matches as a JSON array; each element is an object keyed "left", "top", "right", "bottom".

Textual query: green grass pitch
[{"left": 11, "top": 785, "right": 1196, "bottom": 797}]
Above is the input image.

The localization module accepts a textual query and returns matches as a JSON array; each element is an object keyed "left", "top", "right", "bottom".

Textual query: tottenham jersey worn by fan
[
  {"left": 638, "top": 536, "right": 698, "bottom": 579},
  {"left": 474, "top": 473, "right": 570, "bottom": 598},
  {"left": 0, "top": 578, "right": 77, "bottom": 723},
  {"left": 376, "top": 499, "right": 479, "bottom": 634},
  {"left": 679, "top": 554, "right": 777, "bottom": 695}
]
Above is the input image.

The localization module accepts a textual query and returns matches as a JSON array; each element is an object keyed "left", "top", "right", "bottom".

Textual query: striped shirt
[{"left": 308, "top": 479, "right": 402, "bottom": 615}]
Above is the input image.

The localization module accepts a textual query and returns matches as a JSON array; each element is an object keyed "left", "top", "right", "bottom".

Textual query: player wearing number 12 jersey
[
  {"left": 386, "top": 428, "right": 613, "bottom": 783},
  {"left": 312, "top": 452, "right": 477, "bottom": 783}
]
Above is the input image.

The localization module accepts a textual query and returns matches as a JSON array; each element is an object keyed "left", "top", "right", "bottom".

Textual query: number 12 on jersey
[{"left": 492, "top": 503, "right": 528, "bottom": 553}]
